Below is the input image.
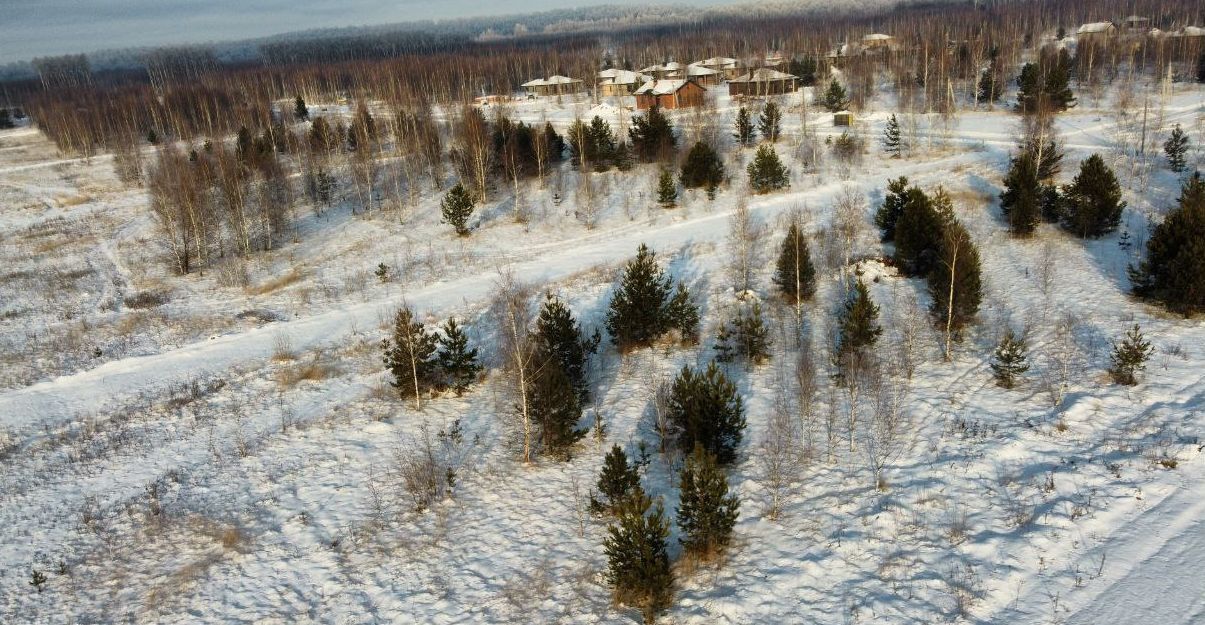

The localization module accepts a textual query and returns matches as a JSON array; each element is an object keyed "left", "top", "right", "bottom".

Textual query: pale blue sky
[{"left": 0, "top": 0, "right": 714, "bottom": 64}]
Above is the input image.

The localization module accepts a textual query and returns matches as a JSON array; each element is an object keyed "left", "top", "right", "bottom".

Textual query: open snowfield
[{"left": 1, "top": 77, "right": 1204, "bottom": 625}]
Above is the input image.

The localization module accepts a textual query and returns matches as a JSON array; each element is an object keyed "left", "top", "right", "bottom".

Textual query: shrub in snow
[{"left": 1108, "top": 324, "right": 1153, "bottom": 386}]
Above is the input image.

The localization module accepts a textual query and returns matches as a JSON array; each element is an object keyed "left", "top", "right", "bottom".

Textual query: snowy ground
[{"left": 1, "top": 79, "right": 1203, "bottom": 624}]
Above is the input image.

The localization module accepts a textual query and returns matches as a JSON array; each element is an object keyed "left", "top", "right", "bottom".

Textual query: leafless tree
[
  {"left": 727, "top": 197, "right": 765, "bottom": 294},
  {"left": 490, "top": 270, "right": 539, "bottom": 463},
  {"left": 831, "top": 186, "right": 867, "bottom": 280}
]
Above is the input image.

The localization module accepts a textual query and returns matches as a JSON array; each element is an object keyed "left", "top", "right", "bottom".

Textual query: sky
[{"left": 0, "top": 0, "right": 705, "bottom": 65}]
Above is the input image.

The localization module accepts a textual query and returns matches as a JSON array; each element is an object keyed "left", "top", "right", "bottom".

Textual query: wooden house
[
  {"left": 634, "top": 79, "right": 706, "bottom": 110},
  {"left": 1077, "top": 22, "right": 1117, "bottom": 40},
  {"left": 521, "top": 75, "right": 585, "bottom": 97},
  {"left": 728, "top": 68, "right": 798, "bottom": 97},
  {"left": 694, "top": 56, "right": 742, "bottom": 80},
  {"left": 597, "top": 69, "right": 652, "bottom": 96},
  {"left": 685, "top": 64, "right": 723, "bottom": 86}
]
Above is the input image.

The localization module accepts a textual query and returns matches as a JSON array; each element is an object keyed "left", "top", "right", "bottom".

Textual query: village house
[
  {"left": 520, "top": 75, "right": 585, "bottom": 97},
  {"left": 597, "top": 69, "right": 652, "bottom": 97},
  {"left": 634, "top": 79, "right": 706, "bottom": 110},
  {"left": 685, "top": 64, "right": 723, "bottom": 86},
  {"left": 694, "top": 56, "right": 742, "bottom": 80},
  {"left": 1122, "top": 15, "right": 1150, "bottom": 34},
  {"left": 1077, "top": 22, "right": 1118, "bottom": 40},
  {"left": 727, "top": 68, "right": 798, "bottom": 97},
  {"left": 638, "top": 62, "right": 685, "bottom": 79}
]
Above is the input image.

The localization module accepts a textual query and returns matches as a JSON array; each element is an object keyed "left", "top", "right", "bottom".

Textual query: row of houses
[
  {"left": 1078, "top": 17, "right": 1205, "bottom": 40},
  {"left": 521, "top": 56, "right": 803, "bottom": 108}
]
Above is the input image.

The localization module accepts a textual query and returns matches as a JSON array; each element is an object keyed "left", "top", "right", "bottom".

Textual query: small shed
[
  {"left": 1077, "top": 22, "right": 1117, "bottom": 39},
  {"left": 833, "top": 111, "right": 854, "bottom": 127},
  {"left": 634, "top": 79, "right": 705, "bottom": 110}
]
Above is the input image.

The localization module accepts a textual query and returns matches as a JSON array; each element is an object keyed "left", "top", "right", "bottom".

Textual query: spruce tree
[
  {"left": 589, "top": 115, "right": 618, "bottom": 170},
  {"left": 604, "top": 490, "right": 674, "bottom": 624},
  {"left": 666, "top": 282, "right": 700, "bottom": 344},
  {"left": 834, "top": 279, "right": 882, "bottom": 374},
  {"left": 772, "top": 222, "right": 817, "bottom": 304},
  {"left": 667, "top": 362, "right": 746, "bottom": 464},
  {"left": 990, "top": 329, "right": 1029, "bottom": 389},
  {"left": 758, "top": 101, "right": 782, "bottom": 143},
  {"left": 1061, "top": 154, "right": 1125, "bottom": 238},
  {"left": 613, "top": 141, "right": 634, "bottom": 172},
  {"left": 534, "top": 294, "right": 599, "bottom": 402},
  {"left": 676, "top": 446, "right": 740, "bottom": 560},
  {"left": 437, "top": 317, "right": 482, "bottom": 395},
  {"left": 593, "top": 445, "right": 642, "bottom": 514},
  {"left": 440, "top": 183, "right": 476, "bottom": 236},
  {"left": 544, "top": 122, "right": 566, "bottom": 160},
  {"left": 294, "top": 95, "right": 309, "bottom": 121},
  {"left": 629, "top": 104, "right": 676, "bottom": 162},
  {"left": 823, "top": 78, "right": 849, "bottom": 112},
  {"left": 1108, "top": 324, "right": 1153, "bottom": 385},
  {"left": 656, "top": 169, "right": 678, "bottom": 208},
  {"left": 679, "top": 142, "right": 724, "bottom": 196},
  {"left": 1163, "top": 124, "right": 1189, "bottom": 173},
  {"left": 607, "top": 244, "right": 673, "bottom": 350},
  {"left": 733, "top": 107, "right": 756, "bottom": 146},
  {"left": 747, "top": 145, "right": 789, "bottom": 194},
  {"left": 382, "top": 306, "right": 440, "bottom": 406},
  {"left": 883, "top": 114, "right": 902, "bottom": 157},
  {"left": 1129, "top": 173, "right": 1205, "bottom": 315},
  {"left": 927, "top": 219, "right": 982, "bottom": 335},
  {"left": 1000, "top": 151, "right": 1042, "bottom": 237},
  {"left": 875, "top": 176, "right": 910, "bottom": 241}
]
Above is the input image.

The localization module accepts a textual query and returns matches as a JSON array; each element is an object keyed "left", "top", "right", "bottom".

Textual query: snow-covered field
[{"left": 1, "top": 79, "right": 1203, "bottom": 624}]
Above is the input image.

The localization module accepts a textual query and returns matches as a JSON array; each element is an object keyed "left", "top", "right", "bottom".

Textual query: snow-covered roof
[
  {"left": 1077, "top": 22, "right": 1115, "bottom": 34},
  {"left": 863, "top": 33, "right": 893, "bottom": 41},
  {"left": 686, "top": 65, "right": 721, "bottom": 77},
  {"left": 729, "top": 68, "right": 797, "bottom": 83},
  {"left": 597, "top": 69, "right": 648, "bottom": 85},
  {"left": 695, "top": 56, "right": 738, "bottom": 68},
  {"left": 640, "top": 61, "right": 684, "bottom": 74},
  {"left": 521, "top": 75, "right": 582, "bottom": 87},
  {"left": 634, "top": 79, "right": 691, "bottom": 95},
  {"left": 1181, "top": 26, "right": 1205, "bottom": 37}
]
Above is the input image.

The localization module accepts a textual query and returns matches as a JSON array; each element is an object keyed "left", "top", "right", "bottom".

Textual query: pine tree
[
  {"left": 1016, "top": 63, "right": 1042, "bottom": 113},
  {"left": 604, "top": 490, "right": 674, "bottom": 624},
  {"left": 529, "top": 356, "right": 585, "bottom": 459},
  {"left": 382, "top": 306, "right": 440, "bottom": 407},
  {"left": 892, "top": 185, "right": 950, "bottom": 276},
  {"left": 676, "top": 446, "right": 740, "bottom": 560},
  {"left": 1061, "top": 154, "right": 1125, "bottom": 238},
  {"left": 1198, "top": 51, "right": 1205, "bottom": 84},
  {"left": 294, "top": 95, "right": 309, "bottom": 121},
  {"left": 308, "top": 116, "right": 334, "bottom": 152},
  {"left": 592, "top": 445, "right": 642, "bottom": 515},
  {"left": 437, "top": 317, "right": 482, "bottom": 395},
  {"left": 875, "top": 176, "right": 910, "bottom": 242},
  {"left": 883, "top": 114, "right": 902, "bottom": 157},
  {"left": 1000, "top": 151, "right": 1042, "bottom": 237},
  {"left": 1163, "top": 124, "right": 1189, "bottom": 173},
  {"left": 656, "top": 169, "right": 678, "bottom": 208},
  {"left": 668, "top": 362, "right": 746, "bottom": 464},
  {"left": 614, "top": 141, "right": 634, "bottom": 172},
  {"left": 607, "top": 244, "right": 673, "bottom": 350},
  {"left": 834, "top": 279, "right": 882, "bottom": 373},
  {"left": 928, "top": 219, "right": 982, "bottom": 346},
  {"left": 589, "top": 115, "right": 618, "bottom": 170},
  {"left": 772, "top": 222, "right": 817, "bottom": 304},
  {"left": 666, "top": 282, "right": 700, "bottom": 344},
  {"left": 977, "top": 65, "right": 1000, "bottom": 104},
  {"left": 747, "top": 145, "right": 789, "bottom": 194},
  {"left": 1045, "top": 50, "right": 1076, "bottom": 111},
  {"left": 823, "top": 78, "right": 849, "bottom": 112},
  {"left": 440, "top": 183, "right": 476, "bottom": 236},
  {"left": 990, "top": 329, "right": 1029, "bottom": 389},
  {"left": 534, "top": 295, "right": 599, "bottom": 402},
  {"left": 1129, "top": 173, "right": 1205, "bottom": 315},
  {"left": 629, "top": 104, "right": 676, "bottom": 162},
  {"left": 1108, "top": 324, "right": 1153, "bottom": 385},
  {"left": 544, "top": 122, "right": 566, "bottom": 160},
  {"left": 733, "top": 107, "right": 755, "bottom": 146},
  {"left": 758, "top": 101, "right": 782, "bottom": 143},
  {"left": 726, "top": 302, "right": 770, "bottom": 364},
  {"left": 679, "top": 142, "right": 724, "bottom": 196}
]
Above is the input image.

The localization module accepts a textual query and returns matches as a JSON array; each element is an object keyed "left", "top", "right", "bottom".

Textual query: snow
[{"left": 1, "top": 71, "right": 1204, "bottom": 625}]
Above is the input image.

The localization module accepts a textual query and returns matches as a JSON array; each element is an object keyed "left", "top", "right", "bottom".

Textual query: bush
[{"left": 667, "top": 362, "right": 746, "bottom": 464}]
